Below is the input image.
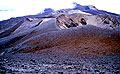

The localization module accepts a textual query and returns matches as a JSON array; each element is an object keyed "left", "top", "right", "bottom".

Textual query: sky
[{"left": 0, "top": 0, "right": 120, "bottom": 21}]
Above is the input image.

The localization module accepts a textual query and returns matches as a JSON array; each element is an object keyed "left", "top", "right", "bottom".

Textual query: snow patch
[{"left": 68, "top": 10, "right": 91, "bottom": 15}]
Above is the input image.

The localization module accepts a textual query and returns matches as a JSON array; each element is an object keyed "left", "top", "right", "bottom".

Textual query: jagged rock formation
[{"left": 56, "top": 13, "right": 120, "bottom": 29}]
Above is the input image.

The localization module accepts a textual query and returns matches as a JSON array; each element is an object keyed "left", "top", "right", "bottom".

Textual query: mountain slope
[
  {"left": 0, "top": 3, "right": 120, "bottom": 74},
  {"left": 0, "top": 13, "right": 119, "bottom": 56}
]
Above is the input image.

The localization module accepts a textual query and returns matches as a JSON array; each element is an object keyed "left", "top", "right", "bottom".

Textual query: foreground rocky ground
[{"left": 0, "top": 52, "right": 120, "bottom": 74}]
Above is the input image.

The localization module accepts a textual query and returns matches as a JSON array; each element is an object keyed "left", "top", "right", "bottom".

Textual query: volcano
[{"left": 0, "top": 3, "right": 120, "bottom": 74}]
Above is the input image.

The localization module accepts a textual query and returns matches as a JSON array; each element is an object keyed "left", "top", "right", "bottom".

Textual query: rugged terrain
[{"left": 0, "top": 4, "right": 120, "bottom": 74}]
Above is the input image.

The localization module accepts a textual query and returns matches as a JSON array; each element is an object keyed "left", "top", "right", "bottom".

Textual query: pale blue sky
[{"left": 0, "top": 0, "right": 120, "bottom": 21}]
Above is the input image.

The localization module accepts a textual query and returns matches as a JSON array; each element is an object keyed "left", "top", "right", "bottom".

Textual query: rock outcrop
[{"left": 56, "top": 13, "right": 120, "bottom": 29}]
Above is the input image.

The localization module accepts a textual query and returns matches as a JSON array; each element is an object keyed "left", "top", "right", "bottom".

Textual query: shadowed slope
[{"left": 0, "top": 20, "right": 24, "bottom": 38}]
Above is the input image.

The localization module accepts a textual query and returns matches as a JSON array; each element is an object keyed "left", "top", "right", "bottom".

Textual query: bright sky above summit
[{"left": 0, "top": 0, "right": 120, "bottom": 21}]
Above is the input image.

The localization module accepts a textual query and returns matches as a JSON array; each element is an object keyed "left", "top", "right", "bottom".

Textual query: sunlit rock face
[{"left": 56, "top": 13, "right": 120, "bottom": 29}]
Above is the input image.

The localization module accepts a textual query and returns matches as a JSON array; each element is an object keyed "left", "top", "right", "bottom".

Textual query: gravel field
[{"left": 0, "top": 52, "right": 120, "bottom": 74}]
